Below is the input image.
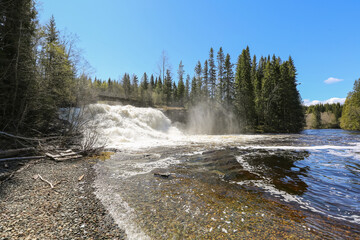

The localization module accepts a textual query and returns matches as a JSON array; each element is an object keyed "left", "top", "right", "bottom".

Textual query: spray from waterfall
[{"left": 186, "top": 101, "right": 240, "bottom": 134}]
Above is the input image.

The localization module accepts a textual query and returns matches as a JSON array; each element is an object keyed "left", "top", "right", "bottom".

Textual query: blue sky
[{"left": 37, "top": 0, "right": 360, "bottom": 104}]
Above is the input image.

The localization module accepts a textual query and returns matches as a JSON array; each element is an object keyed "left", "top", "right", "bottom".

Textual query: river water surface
[{"left": 87, "top": 104, "right": 360, "bottom": 239}]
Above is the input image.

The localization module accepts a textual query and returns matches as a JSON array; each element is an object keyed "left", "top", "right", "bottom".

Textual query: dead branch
[
  {"left": 37, "top": 174, "right": 54, "bottom": 188},
  {"left": 0, "top": 156, "right": 45, "bottom": 162},
  {"left": 0, "top": 131, "right": 58, "bottom": 142},
  {"left": 0, "top": 147, "right": 35, "bottom": 158}
]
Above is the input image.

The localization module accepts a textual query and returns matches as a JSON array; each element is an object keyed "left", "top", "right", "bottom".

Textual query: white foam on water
[
  {"left": 82, "top": 103, "right": 272, "bottom": 150},
  {"left": 237, "top": 144, "right": 360, "bottom": 151},
  {"left": 83, "top": 104, "right": 185, "bottom": 149},
  {"left": 117, "top": 157, "right": 180, "bottom": 179},
  {"left": 93, "top": 164, "right": 150, "bottom": 240},
  {"left": 234, "top": 155, "right": 360, "bottom": 225},
  {"left": 88, "top": 104, "right": 360, "bottom": 235}
]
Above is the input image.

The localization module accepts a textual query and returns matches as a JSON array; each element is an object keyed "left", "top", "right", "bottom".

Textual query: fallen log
[
  {"left": 0, "top": 156, "right": 45, "bottom": 162},
  {"left": 0, "top": 147, "right": 35, "bottom": 158},
  {"left": 0, "top": 131, "right": 58, "bottom": 141}
]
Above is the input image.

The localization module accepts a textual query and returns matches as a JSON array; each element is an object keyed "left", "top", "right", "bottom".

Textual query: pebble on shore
[{"left": 0, "top": 158, "right": 126, "bottom": 240}]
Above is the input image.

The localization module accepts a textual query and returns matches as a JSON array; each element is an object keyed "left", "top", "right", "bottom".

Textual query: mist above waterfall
[{"left": 186, "top": 101, "right": 240, "bottom": 135}]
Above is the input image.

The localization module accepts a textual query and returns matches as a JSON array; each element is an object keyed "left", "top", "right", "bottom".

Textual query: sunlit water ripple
[{"left": 88, "top": 104, "right": 360, "bottom": 239}]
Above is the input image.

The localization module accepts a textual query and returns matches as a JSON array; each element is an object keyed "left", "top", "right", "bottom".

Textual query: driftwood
[
  {"left": 45, "top": 150, "right": 82, "bottom": 161},
  {"left": 0, "top": 131, "right": 58, "bottom": 142},
  {"left": 37, "top": 174, "right": 54, "bottom": 188},
  {"left": 0, "top": 156, "right": 45, "bottom": 162},
  {"left": 0, "top": 147, "right": 35, "bottom": 158}
]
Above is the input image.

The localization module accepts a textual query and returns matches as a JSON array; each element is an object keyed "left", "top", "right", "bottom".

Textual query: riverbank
[{"left": 0, "top": 158, "right": 125, "bottom": 239}]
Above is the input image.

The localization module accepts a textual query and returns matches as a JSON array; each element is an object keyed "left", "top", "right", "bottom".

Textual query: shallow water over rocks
[{"left": 94, "top": 129, "right": 360, "bottom": 239}]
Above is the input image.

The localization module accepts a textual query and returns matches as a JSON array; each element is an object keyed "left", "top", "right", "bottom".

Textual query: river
[{"left": 86, "top": 104, "right": 360, "bottom": 239}]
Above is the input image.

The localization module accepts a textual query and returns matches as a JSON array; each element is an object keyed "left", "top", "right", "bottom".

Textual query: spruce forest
[{"left": 1, "top": 0, "right": 359, "bottom": 139}]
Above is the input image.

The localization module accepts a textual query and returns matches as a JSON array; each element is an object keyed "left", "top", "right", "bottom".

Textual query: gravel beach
[{"left": 0, "top": 158, "right": 126, "bottom": 240}]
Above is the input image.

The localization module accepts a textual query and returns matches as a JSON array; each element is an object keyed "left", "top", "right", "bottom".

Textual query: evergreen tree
[
  {"left": 42, "top": 16, "right": 76, "bottom": 123},
  {"left": 150, "top": 74, "right": 155, "bottom": 89},
  {"left": 172, "top": 82, "right": 178, "bottom": 104},
  {"left": 208, "top": 48, "right": 217, "bottom": 99},
  {"left": 132, "top": 74, "right": 139, "bottom": 99},
  {"left": 0, "top": 0, "right": 37, "bottom": 130},
  {"left": 223, "top": 53, "right": 234, "bottom": 106},
  {"left": 261, "top": 55, "right": 281, "bottom": 131},
  {"left": 177, "top": 61, "right": 185, "bottom": 106},
  {"left": 185, "top": 74, "right": 190, "bottom": 104},
  {"left": 217, "top": 47, "right": 225, "bottom": 102},
  {"left": 122, "top": 73, "right": 131, "bottom": 98},
  {"left": 283, "top": 56, "right": 304, "bottom": 132},
  {"left": 203, "top": 60, "right": 209, "bottom": 98},
  {"left": 195, "top": 61, "right": 202, "bottom": 97},
  {"left": 163, "top": 69, "right": 172, "bottom": 105},
  {"left": 234, "top": 46, "right": 255, "bottom": 131},
  {"left": 141, "top": 72, "right": 148, "bottom": 90},
  {"left": 190, "top": 76, "right": 197, "bottom": 105},
  {"left": 340, "top": 78, "right": 360, "bottom": 130},
  {"left": 254, "top": 56, "right": 265, "bottom": 125}
]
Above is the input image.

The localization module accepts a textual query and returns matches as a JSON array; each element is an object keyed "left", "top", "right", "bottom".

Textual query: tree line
[
  {"left": 93, "top": 47, "right": 304, "bottom": 133},
  {"left": 304, "top": 103, "right": 343, "bottom": 129},
  {"left": 340, "top": 78, "right": 360, "bottom": 131},
  {"left": 0, "top": 0, "right": 91, "bottom": 134},
  {"left": 1, "top": 0, "right": 304, "bottom": 135}
]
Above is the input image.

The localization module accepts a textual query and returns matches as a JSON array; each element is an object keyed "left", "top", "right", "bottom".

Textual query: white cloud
[
  {"left": 324, "top": 77, "right": 344, "bottom": 84},
  {"left": 303, "top": 97, "right": 346, "bottom": 106}
]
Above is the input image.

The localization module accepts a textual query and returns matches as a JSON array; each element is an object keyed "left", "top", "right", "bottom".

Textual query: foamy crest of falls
[
  {"left": 83, "top": 103, "right": 267, "bottom": 150},
  {"left": 83, "top": 104, "right": 185, "bottom": 149}
]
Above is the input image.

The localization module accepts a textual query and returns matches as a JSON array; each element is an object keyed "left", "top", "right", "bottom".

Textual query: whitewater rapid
[
  {"left": 83, "top": 103, "right": 269, "bottom": 150},
  {"left": 87, "top": 104, "right": 360, "bottom": 239}
]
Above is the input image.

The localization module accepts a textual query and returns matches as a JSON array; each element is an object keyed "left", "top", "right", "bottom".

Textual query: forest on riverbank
[{"left": 1, "top": 0, "right": 360, "bottom": 142}]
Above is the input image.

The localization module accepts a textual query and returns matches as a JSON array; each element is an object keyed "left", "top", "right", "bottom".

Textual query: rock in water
[{"left": 154, "top": 172, "right": 171, "bottom": 178}]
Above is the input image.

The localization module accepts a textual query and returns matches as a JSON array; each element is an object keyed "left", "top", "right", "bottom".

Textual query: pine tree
[
  {"left": 195, "top": 61, "right": 202, "bottom": 97},
  {"left": 234, "top": 46, "right": 255, "bottom": 131},
  {"left": 132, "top": 74, "right": 139, "bottom": 99},
  {"left": 122, "top": 73, "right": 131, "bottom": 98},
  {"left": 42, "top": 15, "right": 76, "bottom": 122},
  {"left": 208, "top": 48, "right": 217, "bottom": 99},
  {"left": 223, "top": 53, "right": 234, "bottom": 106},
  {"left": 185, "top": 74, "right": 190, "bottom": 104},
  {"left": 255, "top": 56, "right": 266, "bottom": 125},
  {"left": 171, "top": 82, "right": 176, "bottom": 103},
  {"left": 177, "top": 61, "right": 185, "bottom": 106},
  {"left": 0, "top": 0, "right": 37, "bottom": 130},
  {"left": 141, "top": 72, "right": 148, "bottom": 90},
  {"left": 283, "top": 56, "right": 304, "bottom": 132},
  {"left": 261, "top": 55, "right": 281, "bottom": 132},
  {"left": 150, "top": 74, "right": 155, "bottom": 89},
  {"left": 217, "top": 47, "right": 225, "bottom": 102},
  {"left": 203, "top": 60, "right": 209, "bottom": 98},
  {"left": 163, "top": 69, "right": 172, "bottom": 105},
  {"left": 340, "top": 78, "right": 360, "bottom": 130},
  {"left": 190, "top": 76, "right": 197, "bottom": 105}
]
